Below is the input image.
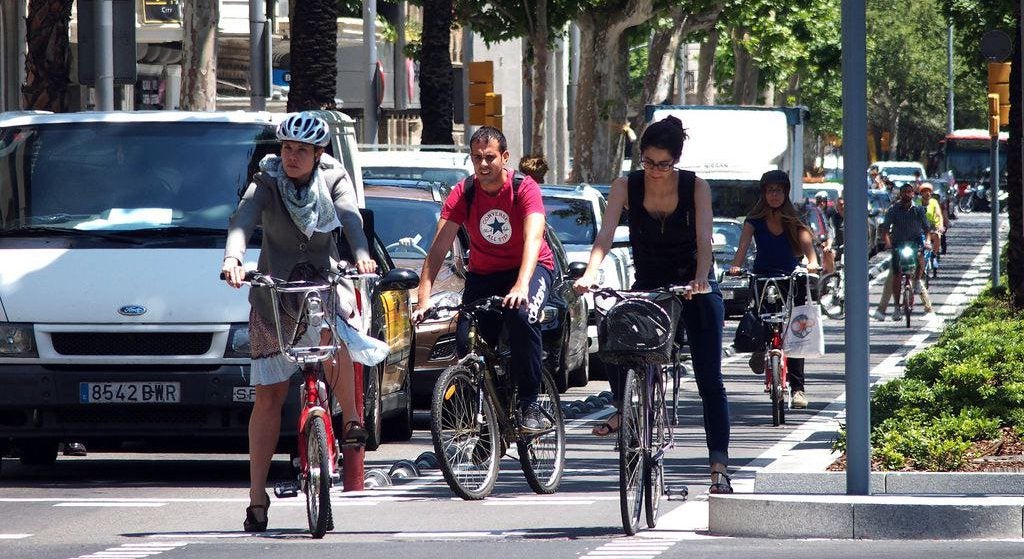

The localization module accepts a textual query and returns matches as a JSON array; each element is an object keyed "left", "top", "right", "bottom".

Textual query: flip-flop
[{"left": 592, "top": 412, "right": 621, "bottom": 437}]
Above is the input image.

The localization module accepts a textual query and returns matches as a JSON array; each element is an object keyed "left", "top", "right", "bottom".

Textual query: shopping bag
[
  {"left": 733, "top": 310, "right": 766, "bottom": 353},
  {"left": 782, "top": 303, "right": 825, "bottom": 358}
]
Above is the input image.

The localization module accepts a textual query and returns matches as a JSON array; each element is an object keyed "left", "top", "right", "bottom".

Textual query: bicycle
[
  {"left": 734, "top": 269, "right": 815, "bottom": 426},
  {"left": 225, "top": 265, "right": 374, "bottom": 539},
  {"left": 893, "top": 242, "right": 919, "bottom": 328},
  {"left": 591, "top": 284, "right": 697, "bottom": 535},
  {"left": 425, "top": 296, "right": 566, "bottom": 500},
  {"left": 818, "top": 247, "right": 845, "bottom": 320}
]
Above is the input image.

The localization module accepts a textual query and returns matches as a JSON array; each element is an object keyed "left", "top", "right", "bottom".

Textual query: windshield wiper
[
  {"left": 122, "top": 226, "right": 226, "bottom": 236},
  {"left": 0, "top": 226, "right": 145, "bottom": 244}
]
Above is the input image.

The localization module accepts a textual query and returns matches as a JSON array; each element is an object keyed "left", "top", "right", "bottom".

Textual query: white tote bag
[{"left": 782, "top": 303, "right": 825, "bottom": 358}]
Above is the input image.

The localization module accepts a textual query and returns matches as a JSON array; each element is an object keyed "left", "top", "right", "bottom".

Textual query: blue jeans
[
  {"left": 455, "top": 266, "right": 554, "bottom": 408},
  {"left": 606, "top": 282, "right": 729, "bottom": 467}
]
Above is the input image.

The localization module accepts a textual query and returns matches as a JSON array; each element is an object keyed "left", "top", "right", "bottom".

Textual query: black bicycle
[{"left": 425, "top": 296, "right": 566, "bottom": 500}]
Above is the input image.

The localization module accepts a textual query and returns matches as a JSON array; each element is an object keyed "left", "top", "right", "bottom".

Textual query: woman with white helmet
[{"left": 221, "top": 111, "right": 385, "bottom": 532}]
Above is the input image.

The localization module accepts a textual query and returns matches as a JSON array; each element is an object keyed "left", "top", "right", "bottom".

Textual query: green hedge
[{"left": 845, "top": 288, "right": 1024, "bottom": 471}]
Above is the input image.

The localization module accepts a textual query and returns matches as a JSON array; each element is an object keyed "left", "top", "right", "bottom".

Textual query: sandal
[
  {"left": 243, "top": 490, "right": 270, "bottom": 532},
  {"left": 341, "top": 421, "right": 368, "bottom": 447},
  {"left": 709, "top": 469, "right": 733, "bottom": 494},
  {"left": 592, "top": 412, "right": 621, "bottom": 437}
]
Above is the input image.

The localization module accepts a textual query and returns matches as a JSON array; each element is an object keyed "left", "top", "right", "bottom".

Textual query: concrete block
[
  {"left": 884, "top": 472, "right": 1024, "bottom": 495},
  {"left": 709, "top": 494, "right": 853, "bottom": 538},
  {"left": 754, "top": 471, "right": 885, "bottom": 494},
  {"left": 853, "top": 498, "right": 1024, "bottom": 539}
]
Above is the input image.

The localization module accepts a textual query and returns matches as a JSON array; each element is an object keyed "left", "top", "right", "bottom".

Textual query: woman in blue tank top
[{"left": 729, "top": 170, "right": 819, "bottom": 410}]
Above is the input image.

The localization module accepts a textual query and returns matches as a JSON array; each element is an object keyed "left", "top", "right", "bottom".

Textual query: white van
[{"left": 0, "top": 110, "right": 416, "bottom": 463}]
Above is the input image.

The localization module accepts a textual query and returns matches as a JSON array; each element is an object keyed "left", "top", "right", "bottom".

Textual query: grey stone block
[
  {"left": 754, "top": 471, "right": 885, "bottom": 494},
  {"left": 853, "top": 500, "right": 1023, "bottom": 539},
  {"left": 709, "top": 494, "right": 853, "bottom": 539},
  {"left": 885, "top": 472, "right": 1024, "bottom": 495}
]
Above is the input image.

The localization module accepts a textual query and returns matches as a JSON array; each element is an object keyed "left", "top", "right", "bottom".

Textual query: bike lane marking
[
  {"left": 67, "top": 541, "right": 189, "bottom": 559},
  {"left": 0, "top": 533, "right": 33, "bottom": 539}
]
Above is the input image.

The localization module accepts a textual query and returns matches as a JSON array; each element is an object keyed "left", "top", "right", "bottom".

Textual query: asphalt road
[{"left": 2, "top": 212, "right": 1018, "bottom": 559}]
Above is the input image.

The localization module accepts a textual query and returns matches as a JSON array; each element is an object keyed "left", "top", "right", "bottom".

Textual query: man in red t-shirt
[{"left": 414, "top": 126, "right": 555, "bottom": 432}]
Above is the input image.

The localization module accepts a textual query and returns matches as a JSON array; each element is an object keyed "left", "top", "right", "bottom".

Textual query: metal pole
[
  {"left": 250, "top": 0, "right": 268, "bottom": 111},
  {"left": 841, "top": 0, "right": 871, "bottom": 495},
  {"left": 992, "top": 136, "right": 1001, "bottom": 288},
  {"left": 947, "top": 25, "right": 955, "bottom": 135},
  {"left": 363, "top": 0, "right": 379, "bottom": 144},
  {"left": 94, "top": 0, "right": 114, "bottom": 110},
  {"left": 463, "top": 26, "right": 474, "bottom": 146}
]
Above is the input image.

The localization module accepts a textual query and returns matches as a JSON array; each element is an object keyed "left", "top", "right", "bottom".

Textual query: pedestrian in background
[{"left": 519, "top": 155, "right": 549, "bottom": 184}]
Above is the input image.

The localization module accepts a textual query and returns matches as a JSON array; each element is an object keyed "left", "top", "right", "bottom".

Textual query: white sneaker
[{"left": 871, "top": 309, "right": 886, "bottom": 321}]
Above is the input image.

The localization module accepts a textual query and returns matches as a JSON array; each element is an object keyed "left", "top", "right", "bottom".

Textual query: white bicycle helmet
[
  {"left": 276, "top": 112, "right": 330, "bottom": 147},
  {"left": 815, "top": 190, "right": 829, "bottom": 201}
]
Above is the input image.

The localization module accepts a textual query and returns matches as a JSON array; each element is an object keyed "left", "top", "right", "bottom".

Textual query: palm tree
[
  {"left": 23, "top": 0, "right": 73, "bottom": 111},
  {"left": 420, "top": 0, "right": 454, "bottom": 145},
  {"left": 287, "top": 0, "right": 338, "bottom": 111}
]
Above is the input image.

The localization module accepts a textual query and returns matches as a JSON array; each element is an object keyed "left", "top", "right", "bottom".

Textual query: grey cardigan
[{"left": 224, "top": 155, "right": 371, "bottom": 323}]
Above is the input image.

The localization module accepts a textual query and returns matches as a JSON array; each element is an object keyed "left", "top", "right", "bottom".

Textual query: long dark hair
[
  {"left": 639, "top": 116, "right": 688, "bottom": 161},
  {"left": 746, "top": 170, "right": 809, "bottom": 255}
]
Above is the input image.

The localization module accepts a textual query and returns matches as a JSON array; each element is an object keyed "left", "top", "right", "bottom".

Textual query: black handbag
[{"left": 733, "top": 309, "right": 766, "bottom": 353}]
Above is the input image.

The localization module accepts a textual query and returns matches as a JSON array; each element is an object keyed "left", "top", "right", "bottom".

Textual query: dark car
[
  {"left": 542, "top": 226, "right": 591, "bottom": 392},
  {"left": 713, "top": 218, "right": 755, "bottom": 316}
]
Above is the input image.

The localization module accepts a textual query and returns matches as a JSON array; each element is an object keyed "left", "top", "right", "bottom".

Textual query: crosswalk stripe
[{"left": 0, "top": 534, "right": 32, "bottom": 539}]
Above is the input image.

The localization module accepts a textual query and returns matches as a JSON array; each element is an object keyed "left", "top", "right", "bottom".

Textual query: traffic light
[
  {"left": 987, "top": 62, "right": 1011, "bottom": 129},
  {"left": 468, "top": 61, "right": 502, "bottom": 128}
]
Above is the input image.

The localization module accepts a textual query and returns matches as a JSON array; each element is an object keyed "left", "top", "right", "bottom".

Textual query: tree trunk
[
  {"left": 180, "top": 0, "right": 219, "bottom": 111},
  {"left": 22, "top": 0, "right": 72, "bottom": 111},
  {"left": 528, "top": 0, "right": 549, "bottom": 157},
  {"left": 420, "top": 0, "right": 454, "bottom": 145},
  {"left": 731, "top": 27, "right": 760, "bottom": 105},
  {"left": 1008, "top": 15, "right": 1023, "bottom": 308},
  {"left": 629, "top": 5, "right": 689, "bottom": 164},
  {"left": 696, "top": 27, "right": 719, "bottom": 105},
  {"left": 287, "top": 0, "right": 338, "bottom": 111},
  {"left": 571, "top": 1, "right": 654, "bottom": 183}
]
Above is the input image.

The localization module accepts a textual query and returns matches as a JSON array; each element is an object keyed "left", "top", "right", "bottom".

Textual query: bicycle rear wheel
[
  {"left": 818, "top": 272, "right": 845, "bottom": 319},
  {"left": 618, "top": 368, "right": 646, "bottom": 535},
  {"left": 770, "top": 353, "right": 785, "bottom": 426},
  {"left": 304, "top": 415, "right": 332, "bottom": 539},
  {"left": 518, "top": 370, "right": 566, "bottom": 494},
  {"left": 431, "top": 365, "right": 501, "bottom": 500},
  {"left": 644, "top": 368, "right": 669, "bottom": 528}
]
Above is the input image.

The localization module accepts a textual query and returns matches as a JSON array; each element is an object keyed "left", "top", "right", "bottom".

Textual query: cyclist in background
[
  {"left": 413, "top": 126, "right": 555, "bottom": 433},
  {"left": 919, "top": 182, "right": 944, "bottom": 271},
  {"left": 221, "top": 112, "right": 385, "bottom": 532},
  {"left": 872, "top": 182, "right": 934, "bottom": 321},
  {"left": 573, "top": 116, "right": 731, "bottom": 494},
  {"left": 729, "top": 170, "right": 820, "bottom": 410}
]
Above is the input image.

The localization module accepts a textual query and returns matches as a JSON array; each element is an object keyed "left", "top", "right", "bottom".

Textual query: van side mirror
[
  {"left": 611, "top": 225, "right": 630, "bottom": 249},
  {"left": 379, "top": 268, "right": 420, "bottom": 292},
  {"left": 567, "top": 261, "right": 588, "bottom": 280}
]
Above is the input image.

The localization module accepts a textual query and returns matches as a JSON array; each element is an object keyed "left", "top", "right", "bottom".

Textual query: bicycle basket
[{"left": 597, "top": 292, "right": 681, "bottom": 365}]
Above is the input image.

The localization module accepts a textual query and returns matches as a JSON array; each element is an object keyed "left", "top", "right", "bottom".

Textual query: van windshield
[{"left": 0, "top": 121, "right": 277, "bottom": 232}]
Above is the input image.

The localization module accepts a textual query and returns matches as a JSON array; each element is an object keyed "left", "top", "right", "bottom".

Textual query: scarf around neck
[{"left": 259, "top": 153, "right": 342, "bottom": 239}]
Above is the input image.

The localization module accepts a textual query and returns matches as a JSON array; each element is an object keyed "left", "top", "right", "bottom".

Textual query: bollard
[
  {"left": 389, "top": 459, "right": 421, "bottom": 480},
  {"left": 415, "top": 451, "right": 439, "bottom": 470},
  {"left": 363, "top": 468, "right": 392, "bottom": 489}
]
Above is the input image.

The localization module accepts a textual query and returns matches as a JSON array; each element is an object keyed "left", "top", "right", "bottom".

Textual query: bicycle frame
[
  {"left": 748, "top": 274, "right": 799, "bottom": 394},
  {"left": 893, "top": 243, "right": 919, "bottom": 324}
]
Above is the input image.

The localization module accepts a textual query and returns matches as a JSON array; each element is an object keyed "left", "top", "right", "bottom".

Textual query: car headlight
[
  {"left": 429, "top": 291, "right": 461, "bottom": 309},
  {"left": 900, "top": 246, "right": 915, "bottom": 258},
  {"left": 225, "top": 323, "right": 250, "bottom": 358},
  {"left": 0, "top": 323, "right": 37, "bottom": 357}
]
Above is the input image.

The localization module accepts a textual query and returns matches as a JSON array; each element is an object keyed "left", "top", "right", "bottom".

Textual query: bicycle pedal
[{"left": 274, "top": 481, "right": 300, "bottom": 498}]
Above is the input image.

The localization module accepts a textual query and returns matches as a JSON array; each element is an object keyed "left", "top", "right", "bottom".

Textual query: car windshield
[
  {"left": 363, "top": 166, "right": 469, "bottom": 188},
  {"left": 880, "top": 166, "right": 920, "bottom": 177},
  {"left": 544, "top": 197, "right": 596, "bottom": 245},
  {"left": 0, "top": 121, "right": 276, "bottom": 232},
  {"left": 364, "top": 197, "right": 441, "bottom": 259},
  {"left": 707, "top": 179, "right": 763, "bottom": 218}
]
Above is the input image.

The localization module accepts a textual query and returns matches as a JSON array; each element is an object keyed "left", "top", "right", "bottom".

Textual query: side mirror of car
[
  {"left": 379, "top": 268, "right": 420, "bottom": 292},
  {"left": 611, "top": 225, "right": 630, "bottom": 249},
  {"left": 567, "top": 261, "right": 588, "bottom": 280}
]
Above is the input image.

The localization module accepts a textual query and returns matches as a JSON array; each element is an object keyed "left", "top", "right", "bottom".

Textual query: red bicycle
[{"left": 230, "top": 265, "right": 375, "bottom": 538}]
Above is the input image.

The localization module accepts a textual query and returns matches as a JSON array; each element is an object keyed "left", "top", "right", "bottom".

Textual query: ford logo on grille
[{"left": 118, "top": 305, "right": 147, "bottom": 316}]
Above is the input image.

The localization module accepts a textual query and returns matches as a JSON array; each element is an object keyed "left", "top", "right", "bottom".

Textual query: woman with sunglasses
[{"left": 573, "top": 116, "right": 732, "bottom": 494}]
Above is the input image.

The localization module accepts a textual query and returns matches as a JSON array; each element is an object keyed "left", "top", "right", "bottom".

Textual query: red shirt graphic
[{"left": 441, "top": 170, "right": 555, "bottom": 274}]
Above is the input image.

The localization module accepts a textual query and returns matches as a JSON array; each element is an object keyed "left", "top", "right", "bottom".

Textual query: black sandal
[
  {"left": 243, "top": 491, "right": 270, "bottom": 532},
  {"left": 341, "top": 421, "right": 368, "bottom": 447},
  {"left": 709, "top": 470, "right": 733, "bottom": 494}
]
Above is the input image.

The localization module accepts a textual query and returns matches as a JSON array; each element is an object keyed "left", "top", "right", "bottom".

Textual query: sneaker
[
  {"left": 520, "top": 402, "right": 553, "bottom": 433},
  {"left": 792, "top": 391, "right": 808, "bottom": 409},
  {"left": 891, "top": 309, "right": 903, "bottom": 322},
  {"left": 871, "top": 309, "right": 887, "bottom": 322}
]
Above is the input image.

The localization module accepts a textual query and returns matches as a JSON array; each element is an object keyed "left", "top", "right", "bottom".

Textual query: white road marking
[
  {"left": 0, "top": 533, "right": 33, "bottom": 539},
  {"left": 68, "top": 541, "right": 188, "bottom": 559},
  {"left": 54, "top": 502, "right": 166, "bottom": 507},
  {"left": 580, "top": 535, "right": 683, "bottom": 559},
  {"left": 392, "top": 531, "right": 511, "bottom": 540}
]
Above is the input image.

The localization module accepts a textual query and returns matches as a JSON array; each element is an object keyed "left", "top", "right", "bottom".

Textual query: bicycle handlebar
[{"left": 421, "top": 295, "right": 504, "bottom": 321}]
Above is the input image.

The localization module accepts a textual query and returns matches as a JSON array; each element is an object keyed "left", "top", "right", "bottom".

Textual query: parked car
[
  {"left": 713, "top": 218, "right": 755, "bottom": 317},
  {"left": 360, "top": 150, "right": 473, "bottom": 189},
  {"left": 364, "top": 180, "right": 589, "bottom": 402},
  {"left": 874, "top": 160, "right": 926, "bottom": 189},
  {"left": 0, "top": 110, "right": 417, "bottom": 463}
]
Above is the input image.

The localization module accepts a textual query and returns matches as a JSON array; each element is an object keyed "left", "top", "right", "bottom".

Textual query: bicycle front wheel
[
  {"left": 431, "top": 365, "right": 501, "bottom": 500},
  {"left": 818, "top": 272, "right": 845, "bottom": 319},
  {"left": 305, "top": 415, "right": 332, "bottom": 539},
  {"left": 903, "top": 282, "right": 913, "bottom": 328},
  {"left": 518, "top": 370, "right": 566, "bottom": 494},
  {"left": 619, "top": 368, "right": 646, "bottom": 535},
  {"left": 770, "top": 353, "right": 785, "bottom": 426},
  {"left": 644, "top": 368, "right": 669, "bottom": 528}
]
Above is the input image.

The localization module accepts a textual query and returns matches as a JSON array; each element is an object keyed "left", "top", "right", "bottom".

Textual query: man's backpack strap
[{"left": 464, "top": 170, "right": 526, "bottom": 209}]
